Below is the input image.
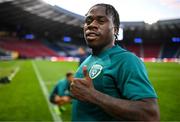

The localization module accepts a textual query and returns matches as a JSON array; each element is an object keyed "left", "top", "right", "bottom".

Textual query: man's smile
[{"left": 86, "top": 31, "right": 100, "bottom": 40}]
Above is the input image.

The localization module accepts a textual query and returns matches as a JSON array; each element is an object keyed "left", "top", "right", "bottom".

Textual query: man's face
[
  {"left": 67, "top": 75, "right": 73, "bottom": 82},
  {"left": 84, "top": 6, "right": 115, "bottom": 49}
]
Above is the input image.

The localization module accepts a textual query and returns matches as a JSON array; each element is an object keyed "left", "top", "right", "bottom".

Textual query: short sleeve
[{"left": 117, "top": 53, "right": 157, "bottom": 100}]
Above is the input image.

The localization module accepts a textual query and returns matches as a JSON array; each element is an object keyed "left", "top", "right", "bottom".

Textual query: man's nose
[{"left": 87, "top": 20, "right": 98, "bottom": 29}]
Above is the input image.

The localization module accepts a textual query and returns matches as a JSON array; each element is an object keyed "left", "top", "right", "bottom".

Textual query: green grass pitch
[{"left": 0, "top": 60, "right": 180, "bottom": 121}]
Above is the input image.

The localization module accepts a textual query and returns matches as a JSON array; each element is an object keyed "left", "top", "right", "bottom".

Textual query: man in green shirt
[
  {"left": 50, "top": 72, "right": 73, "bottom": 106},
  {"left": 70, "top": 3, "right": 160, "bottom": 121}
]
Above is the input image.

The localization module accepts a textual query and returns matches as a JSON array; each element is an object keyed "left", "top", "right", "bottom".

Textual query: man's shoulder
[
  {"left": 57, "top": 78, "right": 67, "bottom": 84},
  {"left": 109, "top": 45, "right": 138, "bottom": 60},
  {"left": 58, "top": 78, "right": 66, "bottom": 82},
  {"left": 109, "top": 46, "right": 144, "bottom": 69}
]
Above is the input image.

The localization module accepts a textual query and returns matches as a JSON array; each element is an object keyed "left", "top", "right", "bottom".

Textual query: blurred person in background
[
  {"left": 70, "top": 3, "right": 160, "bottom": 121},
  {"left": 77, "top": 47, "right": 88, "bottom": 65},
  {"left": 50, "top": 72, "right": 73, "bottom": 114}
]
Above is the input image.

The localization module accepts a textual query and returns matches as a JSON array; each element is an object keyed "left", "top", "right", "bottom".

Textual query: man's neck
[{"left": 92, "top": 43, "right": 115, "bottom": 56}]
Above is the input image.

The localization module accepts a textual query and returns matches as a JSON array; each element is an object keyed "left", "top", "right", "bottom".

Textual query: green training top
[
  {"left": 50, "top": 79, "right": 70, "bottom": 99},
  {"left": 72, "top": 45, "right": 157, "bottom": 121}
]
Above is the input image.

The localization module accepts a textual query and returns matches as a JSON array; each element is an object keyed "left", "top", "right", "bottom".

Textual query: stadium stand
[
  {"left": 143, "top": 43, "right": 162, "bottom": 58},
  {"left": 0, "top": 48, "right": 6, "bottom": 56},
  {"left": 124, "top": 44, "right": 141, "bottom": 57},
  {"left": 161, "top": 43, "right": 180, "bottom": 58},
  {"left": 0, "top": 37, "right": 59, "bottom": 58},
  {"left": 55, "top": 42, "right": 78, "bottom": 56},
  {"left": 44, "top": 41, "right": 62, "bottom": 52},
  {"left": 122, "top": 42, "right": 180, "bottom": 60}
]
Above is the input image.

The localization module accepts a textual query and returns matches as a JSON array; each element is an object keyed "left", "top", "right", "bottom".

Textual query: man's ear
[{"left": 114, "top": 27, "right": 119, "bottom": 36}]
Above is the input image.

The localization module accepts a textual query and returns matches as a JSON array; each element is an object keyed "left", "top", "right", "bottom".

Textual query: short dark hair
[
  {"left": 66, "top": 72, "right": 73, "bottom": 78},
  {"left": 90, "top": 3, "right": 120, "bottom": 34}
]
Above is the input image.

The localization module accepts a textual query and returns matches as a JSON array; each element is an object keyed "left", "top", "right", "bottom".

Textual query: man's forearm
[
  {"left": 56, "top": 96, "right": 71, "bottom": 105},
  {"left": 88, "top": 89, "right": 159, "bottom": 121}
]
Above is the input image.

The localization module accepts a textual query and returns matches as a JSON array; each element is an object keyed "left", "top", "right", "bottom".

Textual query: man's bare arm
[{"left": 88, "top": 89, "right": 160, "bottom": 121}]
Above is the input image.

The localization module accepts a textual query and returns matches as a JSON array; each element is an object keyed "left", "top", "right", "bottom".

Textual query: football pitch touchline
[
  {"left": 32, "top": 61, "right": 62, "bottom": 122},
  {"left": 8, "top": 66, "right": 20, "bottom": 80}
]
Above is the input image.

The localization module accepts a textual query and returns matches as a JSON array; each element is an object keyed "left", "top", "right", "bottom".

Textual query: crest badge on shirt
[{"left": 89, "top": 64, "right": 103, "bottom": 79}]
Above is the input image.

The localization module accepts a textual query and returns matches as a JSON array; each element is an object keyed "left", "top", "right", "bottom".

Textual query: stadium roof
[
  {"left": 45, "top": 0, "right": 180, "bottom": 24},
  {"left": 0, "top": 0, "right": 180, "bottom": 43},
  {"left": 0, "top": 0, "right": 84, "bottom": 41}
]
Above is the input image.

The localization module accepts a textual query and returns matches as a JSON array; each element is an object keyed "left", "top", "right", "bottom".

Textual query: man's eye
[
  {"left": 98, "top": 18, "right": 105, "bottom": 23},
  {"left": 99, "top": 19, "right": 105, "bottom": 22},
  {"left": 85, "top": 17, "right": 93, "bottom": 24}
]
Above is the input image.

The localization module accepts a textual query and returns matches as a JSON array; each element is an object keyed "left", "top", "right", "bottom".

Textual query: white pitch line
[
  {"left": 32, "top": 61, "right": 62, "bottom": 122},
  {"left": 8, "top": 67, "right": 20, "bottom": 80}
]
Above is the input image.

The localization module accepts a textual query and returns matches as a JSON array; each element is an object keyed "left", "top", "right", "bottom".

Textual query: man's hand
[
  {"left": 54, "top": 95, "right": 71, "bottom": 105},
  {"left": 70, "top": 66, "right": 95, "bottom": 102},
  {"left": 54, "top": 95, "right": 62, "bottom": 103}
]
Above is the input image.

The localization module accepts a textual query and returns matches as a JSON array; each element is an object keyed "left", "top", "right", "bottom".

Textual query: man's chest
[{"left": 76, "top": 57, "right": 121, "bottom": 97}]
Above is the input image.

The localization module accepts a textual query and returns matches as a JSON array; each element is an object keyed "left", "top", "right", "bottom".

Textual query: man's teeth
[{"left": 89, "top": 34, "right": 96, "bottom": 36}]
